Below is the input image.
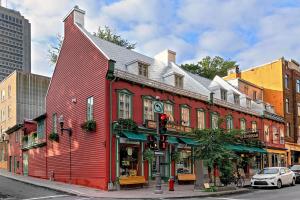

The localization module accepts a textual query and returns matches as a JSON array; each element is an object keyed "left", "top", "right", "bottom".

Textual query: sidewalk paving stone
[{"left": 0, "top": 169, "right": 251, "bottom": 199}]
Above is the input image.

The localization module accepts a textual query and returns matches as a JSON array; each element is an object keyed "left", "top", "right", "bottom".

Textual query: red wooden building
[{"left": 43, "top": 6, "right": 285, "bottom": 190}]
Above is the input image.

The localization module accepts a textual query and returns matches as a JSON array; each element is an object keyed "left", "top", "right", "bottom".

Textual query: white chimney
[
  {"left": 63, "top": 5, "right": 85, "bottom": 27},
  {"left": 154, "top": 49, "right": 176, "bottom": 64}
]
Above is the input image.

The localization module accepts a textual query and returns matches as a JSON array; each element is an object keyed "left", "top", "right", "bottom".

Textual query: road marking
[
  {"left": 21, "top": 194, "right": 70, "bottom": 200},
  {"left": 209, "top": 198, "right": 249, "bottom": 200}
]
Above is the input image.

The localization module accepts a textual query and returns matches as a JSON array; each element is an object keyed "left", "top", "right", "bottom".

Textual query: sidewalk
[{"left": 0, "top": 169, "right": 251, "bottom": 199}]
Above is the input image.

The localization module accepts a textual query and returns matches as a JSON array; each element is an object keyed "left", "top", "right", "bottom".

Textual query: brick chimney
[
  {"left": 63, "top": 5, "right": 85, "bottom": 27},
  {"left": 154, "top": 49, "right": 176, "bottom": 64}
]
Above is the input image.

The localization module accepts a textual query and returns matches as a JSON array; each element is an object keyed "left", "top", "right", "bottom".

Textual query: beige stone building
[{"left": 0, "top": 71, "right": 50, "bottom": 169}]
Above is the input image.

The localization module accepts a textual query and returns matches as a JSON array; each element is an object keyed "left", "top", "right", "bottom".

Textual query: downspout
[{"left": 107, "top": 60, "right": 116, "bottom": 188}]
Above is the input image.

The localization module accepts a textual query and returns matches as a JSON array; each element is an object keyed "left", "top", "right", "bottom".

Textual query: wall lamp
[{"left": 58, "top": 115, "right": 72, "bottom": 136}]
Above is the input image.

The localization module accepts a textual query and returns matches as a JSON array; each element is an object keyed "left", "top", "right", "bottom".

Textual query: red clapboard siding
[
  {"left": 28, "top": 146, "right": 47, "bottom": 178},
  {"left": 46, "top": 10, "right": 109, "bottom": 190}
]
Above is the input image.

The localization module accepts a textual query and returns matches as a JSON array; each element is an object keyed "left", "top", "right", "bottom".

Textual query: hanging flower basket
[
  {"left": 143, "top": 148, "right": 155, "bottom": 162},
  {"left": 81, "top": 120, "right": 97, "bottom": 132},
  {"left": 22, "top": 135, "right": 28, "bottom": 142},
  {"left": 48, "top": 132, "right": 59, "bottom": 142},
  {"left": 117, "top": 119, "right": 138, "bottom": 131}
]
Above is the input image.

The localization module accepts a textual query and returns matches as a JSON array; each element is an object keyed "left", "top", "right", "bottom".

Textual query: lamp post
[{"left": 58, "top": 115, "right": 72, "bottom": 183}]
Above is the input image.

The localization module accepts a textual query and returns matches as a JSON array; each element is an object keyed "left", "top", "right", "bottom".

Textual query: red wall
[
  {"left": 28, "top": 146, "right": 47, "bottom": 179},
  {"left": 8, "top": 129, "right": 22, "bottom": 174},
  {"left": 45, "top": 10, "right": 110, "bottom": 190}
]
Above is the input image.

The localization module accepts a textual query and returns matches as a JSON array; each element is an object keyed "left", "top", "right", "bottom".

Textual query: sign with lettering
[
  {"left": 146, "top": 120, "right": 192, "bottom": 133},
  {"left": 241, "top": 131, "right": 259, "bottom": 139}
]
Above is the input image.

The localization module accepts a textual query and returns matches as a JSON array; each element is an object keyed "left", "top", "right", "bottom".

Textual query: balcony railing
[{"left": 22, "top": 138, "right": 46, "bottom": 150}]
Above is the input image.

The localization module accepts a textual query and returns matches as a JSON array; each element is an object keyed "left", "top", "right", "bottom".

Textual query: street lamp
[{"left": 58, "top": 115, "right": 72, "bottom": 183}]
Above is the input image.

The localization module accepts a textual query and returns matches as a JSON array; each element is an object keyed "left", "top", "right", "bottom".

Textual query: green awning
[
  {"left": 178, "top": 137, "right": 199, "bottom": 146},
  {"left": 225, "top": 144, "right": 267, "bottom": 154},
  {"left": 167, "top": 136, "right": 179, "bottom": 144},
  {"left": 122, "top": 131, "right": 147, "bottom": 141}
]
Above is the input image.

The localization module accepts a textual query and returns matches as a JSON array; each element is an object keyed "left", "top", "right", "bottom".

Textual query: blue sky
[{"left": 6, "top": 0, "right": 300, "bottom": 77}]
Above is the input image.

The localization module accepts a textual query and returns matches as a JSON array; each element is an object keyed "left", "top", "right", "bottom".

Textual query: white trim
[{"left": 62, "top": 6, "right": 85, "bottom": 22}]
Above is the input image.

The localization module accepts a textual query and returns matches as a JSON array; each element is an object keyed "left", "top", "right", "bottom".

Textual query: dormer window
[
  {"left": 220, "top": 89, "right": 227, "bottom": 101},
  {"left": 138, "top": 63, "right": 148, "bottom": 78},
  {"left": 175, "top": 75, "right": 183, "bottom": 88},
  {"left": 234, "top": 94, "right": 240, "bottom": 105}
]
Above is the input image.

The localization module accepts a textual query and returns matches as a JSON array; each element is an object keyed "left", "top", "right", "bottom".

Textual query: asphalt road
[
  {"left": 0, "top": 176, "right": 90, "bottom": 200},
  {"left": 189, "top": 184, "right": 300, "bottom": 200}
]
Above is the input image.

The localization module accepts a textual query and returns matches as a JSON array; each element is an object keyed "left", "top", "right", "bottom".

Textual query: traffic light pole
[{"left": 154, "top": 112, "right": 163, "bottom": 194}]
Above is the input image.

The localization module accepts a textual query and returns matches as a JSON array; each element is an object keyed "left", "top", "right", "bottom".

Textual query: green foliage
[
  {"left": 219, "top": 156, "right": 234, "bottom": 186},
  {"left": 94, "top": 26, "right": 136, "bottom": 50},
  {"left": 22, "top": 135, "right": 28, "bottom": 142},
  {"left": 116, "top": 119, "right": 138, "bottom": 131},
  {"left": 48, "top": 26, "right": 136, "bottom": 65},
  {"left": 81, "top": 120, "right": 97, "bottom": 132},
  {"left": 204, "top": 185, "right": 217, "bottom": 192},
  {"left": 181, "top": 56, "right": 237, "bottom": 80},
  {"left": 48, "top": 132, "right": 59, "bottom": 142},
  {"left": 143, "top": 148, "right": 155, "bottom": 162},
  {"left": 171, "top": 151, "right": 181, "bottom": 163},
  {"left": 32, "top": 132, "right": 37, "bottom": 139}
]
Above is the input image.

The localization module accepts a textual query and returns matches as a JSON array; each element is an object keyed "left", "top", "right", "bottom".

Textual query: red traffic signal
[{"left": 159, "top": 113, "right": 168, "bottom": 134}]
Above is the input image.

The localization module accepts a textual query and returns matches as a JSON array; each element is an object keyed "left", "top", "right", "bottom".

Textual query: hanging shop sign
[
  {"left": 240, "top": 131, "right": 259, "bottom": 139},
  {"left": 146, "top": 120, "right": 192, "bottom": 133}
]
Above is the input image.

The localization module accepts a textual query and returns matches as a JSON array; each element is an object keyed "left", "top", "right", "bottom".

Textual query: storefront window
[
  {"left": 118, "top": 90, "right": 132, "bottom": 119},
  {"left": 272, "top": 127, "right": 279, "bottom": 144},
  {"left": 251, "top": 122, "right": 257, "bottom": 132},
  {"left": 226, "top": 116, "right": 233, "bottom": 130},
  {"left": 197, "top": 109, "right": 205, "bottom": 130},
  {"left": 280, "top": 128, "right": 284, "bottom": 144},
  {"left": 143, "top": 97, "right": 154, "bottom": 121},
  {"left": 211, "top": 113, "right": 218, "bottom": 129},
  {"left": 164, "top": 103, "right": 174, "bottom": 122},
  {"left": 181, "top": 106, "right": 190, "bottom": 126},
  {"left": 176, "top": 148, "right": 192, "bottom": 175},
  {"left": 119, "top": 144, "right": 140, "bottom": 177}
]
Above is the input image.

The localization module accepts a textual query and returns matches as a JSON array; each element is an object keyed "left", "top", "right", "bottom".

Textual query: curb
[{"left": 0, "top": 172, "right": 252, "bottom": 199}]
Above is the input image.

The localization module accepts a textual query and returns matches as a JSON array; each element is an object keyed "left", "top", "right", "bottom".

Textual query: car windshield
[
  {"left": 258, "top": 168, "right": 279, "bottom": 174},
  {"left": 291, "top": 165, "right": 300, "bottom": 170}
]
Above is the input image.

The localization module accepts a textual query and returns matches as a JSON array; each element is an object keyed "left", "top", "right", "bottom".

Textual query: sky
[{"left": 5, "top": 0, "right": 300, "bottom": 77}]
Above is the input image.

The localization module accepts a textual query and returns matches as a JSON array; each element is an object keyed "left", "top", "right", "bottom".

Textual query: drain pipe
[{"left": 107, "top": 60, "right": 116, "bottom": 190}]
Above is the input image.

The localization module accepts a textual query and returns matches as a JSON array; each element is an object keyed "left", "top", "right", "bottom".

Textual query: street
[{"left": 1, "top": 175, "right": 300, "bottom": 200}]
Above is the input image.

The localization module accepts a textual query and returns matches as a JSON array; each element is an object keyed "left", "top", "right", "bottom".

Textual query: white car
[{"left": 251, "top": 167, "right": 296, "bottom": 189}]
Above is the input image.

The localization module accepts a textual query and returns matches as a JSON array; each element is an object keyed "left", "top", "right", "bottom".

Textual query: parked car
[
  {"left": 251, "top": 167, "right": 296, "bottom": 189},
  {"left": 290, "top": 165, "right": 300, "bottom": 183},
  {"left": 177, "top": 168, "right": 191, "bottom": 174}
]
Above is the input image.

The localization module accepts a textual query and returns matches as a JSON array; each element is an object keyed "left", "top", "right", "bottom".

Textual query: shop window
[
  {"left": 87, "top": 96, "right": 94, "bottom": 120},
  {"left": 251, "top": 122, "right": 257, "bottom": 132},
  {"left": 164, "top": 102, "right": 174, "bottom": 122},
  {"left": 118, "top": 90, "right": 132, "bottom": 119},
  {"left": 264, "top": 125, "right": 269, "bottom": 143},
  {"left": 240, "top": 119, "right": 246, "bottom": 132},
  {"left": 143, "top": 97, "right": 154, "bottom": 122},
  {"left": 180, "top": 105, "right": 190, "bottom": 126},
  {"left": 211, "top": 113, "right": 219, "bottom": 129},
  {"left": 52, "top": 113, "right": 57, "bottom": 133},
  {"left": 176, "top": 149, "right": 192, "bottom": 175},
  {"left": 119, "top": 145, "right": 140, "bottom": 176},
  {"left": 197, "top": 109, "right": 205, "bottom": 130},
  {"left": 138, "top": 63, "right": 148, "bottom": 78},
  {"left": 220, "top": 89, "right": 227, "bottom": 101},
  {"left": 226, "top": 116, "right": 233, "bottom": 130}
]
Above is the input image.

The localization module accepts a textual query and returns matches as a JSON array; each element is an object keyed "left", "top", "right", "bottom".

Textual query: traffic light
[
  {"left": 160, "top": 135, "right": 168, "bottom": 150},
  {"left": 159, "top": 113, "right": 168, "bottom": 134},
  {"left": 148, "top": 135, "right": 157, "bottom": 150}
]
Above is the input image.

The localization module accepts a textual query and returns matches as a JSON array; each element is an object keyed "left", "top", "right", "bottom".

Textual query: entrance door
[
  {"left": 23, "top": 153, "right": 28, "bottom": 176},
  {"left": 9, "top": 156, "right": 12, "bottom": 172}
]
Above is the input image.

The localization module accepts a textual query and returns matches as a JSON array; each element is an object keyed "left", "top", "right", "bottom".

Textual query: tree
[
  {"left": 193, "top": 128, "right": 242, "bottom": 186},
  {"left": 181, "top": 56, "right": 237, "bottom": 80},
  {"left": 48, "top": 26, "right": 136, "bottom": 65}
]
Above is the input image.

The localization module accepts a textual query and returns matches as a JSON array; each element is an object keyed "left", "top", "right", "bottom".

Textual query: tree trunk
[{"left": 194, "top": 159, "right": 205, "bottom": 190}]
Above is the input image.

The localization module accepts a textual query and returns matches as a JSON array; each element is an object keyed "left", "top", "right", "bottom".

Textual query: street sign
[
  {"left": 154, "top": 151, "right": 164, "bottom": 156},
  {"left": 153, "top": 101, "right": 164, "bottom": 113}
]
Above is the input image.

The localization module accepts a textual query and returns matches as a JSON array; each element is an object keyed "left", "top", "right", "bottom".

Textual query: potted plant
[
  {"left": 81, "top": 120, "right": 96, "bottom": 132},
  {"left": 48, "top": 131, "right": 59, "bottom": 142}
]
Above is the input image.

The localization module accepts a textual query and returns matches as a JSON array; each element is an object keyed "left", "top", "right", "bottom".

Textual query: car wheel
[
  {"left": 291, "top": 178, "right": 296, "bottom": 186},
  {"left": 277, "top": 180, "right": 282, "bottom": 189}
]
